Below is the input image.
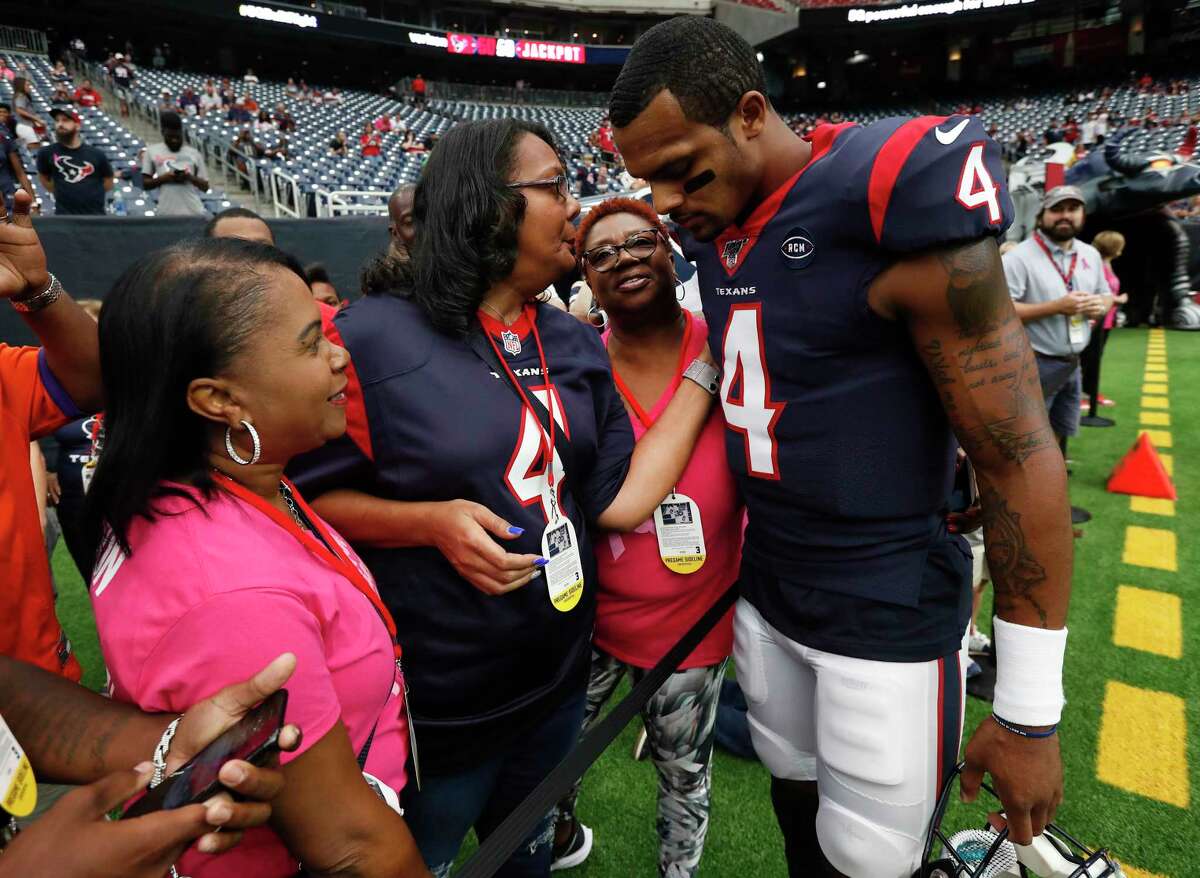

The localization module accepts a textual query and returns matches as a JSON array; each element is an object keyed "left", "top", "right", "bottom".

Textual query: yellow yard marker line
[
  {"left": 1130, "top": 496, "right": 1176, "bottom": 517},
  {"left": 1123, "top": 866, "right": 1169, "bottom": 878},
  {"left": 1139, "top": 411, "right": 1170, "bottom": 426},
  {"left": 1159, "top": 454, "right": 1174, "bottom": 477},
  {"left": 1142, "top": 383, "right": 1169, "bottom": 395},
  {"left": 1139, "top": 429, "right": 1172, "bottom": 448},
  {"left": 1096, "top": 681, "right": 1189, "bottom": 807},
  {"left": 1140, "top": 396, "right": 1169, "bottom": 410},
  {"left": 1113, "top": 585, "right": 1182, "bottom": 658},
  {"left": 1123, "top": 526, "right": 1178, "bottom": 571}
]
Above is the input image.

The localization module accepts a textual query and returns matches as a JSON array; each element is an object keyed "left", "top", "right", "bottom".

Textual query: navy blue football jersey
[
  {"left": 289, "top": 295, "right": 633, "bottom": 773},
  {"left": 680, "top": 116, "right": 1013, "bottom": 662}
]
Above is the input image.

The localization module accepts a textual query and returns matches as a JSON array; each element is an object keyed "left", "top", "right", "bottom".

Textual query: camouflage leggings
[{"left": 557, "top": 649, "right": 727, "bottom": 877}]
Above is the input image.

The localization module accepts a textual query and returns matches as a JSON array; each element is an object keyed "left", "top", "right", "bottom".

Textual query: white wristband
[{"left": 992, "top": 616, "right": 1067, "bottom": 726}]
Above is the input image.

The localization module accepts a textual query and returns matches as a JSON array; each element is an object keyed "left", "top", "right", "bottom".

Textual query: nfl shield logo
[
  {"left": 722, "top": 237, "right": 749, "bottom": 271},
  {"left": 501, "top": 330, "right": 522, "bottom": 356}
]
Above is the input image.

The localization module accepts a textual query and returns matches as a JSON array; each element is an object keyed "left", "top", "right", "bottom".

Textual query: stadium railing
[
  {"left": 0, "top": 26, "right": 47, "bottom": 58},
  {"left": 270, "top": 167, "right": 307, "bottom": 218},
  {"left": 313, "top": 188, "right": 392, "bottom": 218}
]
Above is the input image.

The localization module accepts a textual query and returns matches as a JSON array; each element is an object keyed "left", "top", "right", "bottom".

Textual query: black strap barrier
[{"left": 456, "top": 583, "right": 740, "bottom": 878}]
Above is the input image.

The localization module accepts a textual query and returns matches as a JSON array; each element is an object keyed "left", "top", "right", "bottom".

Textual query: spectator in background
[
  {"left": 360, "top": 184, "right": 416, "bottom": 296},
  {"left": 205, "top": 206, "right": 275, "bottom": 244},
  {"left": 36, "top": 107, "right": 114, "bottom": 216},
  {"left": 243, "top": 91, "right": 259, "bottom": 114},
  {"left": 0, "top": 59, "right": 14, "bottom": 81},
  {"left": 1003, "top": 186, "right": 1111, "bottom": 460},
  {"left": 274, "top": 104, "right": 296, "bottom": 133},
  {"left": 306, "top": 263, "right": 341, "bottom": 307},
  {"left": 227, "top": 96, "right": 252, "bottom": 124},
  {"left": 50, "top": 60, "right": 71, "bottom": 82},
  {"left": 51, "top": 82, "right": 73, "bottom": 105},
  {"left": 179, "top": 86, "right": 201, "bottom": 116},
  {"left": 596, "top": 116, "right": 616, "bottom": 163},
  {"left": 263, "top": 136, "right": 290, "bottom": 162},
  {"left": 254, "top": 109, "right": 276, "bottom": 133},
  {"left": 243, "top": 67, "right": 259, "bottom": 84},
  {"left": 0, "top": 189, "right": 102, "bottom": 681},
  {"left": 11, "top": 77, "right": 42, "bottom": 148},
  {"left": 141, "top": 112, "right": 210, "bottom": 217},
  {"left": 157, "top": 89, "right": 179, "bottom": 116},
  {"left": 412, "top": 73, "right": 427, "bottom": 107},
  {"left": 111, "top": 55, "right": 134, "bottom": 117},
  {"left": 400, "top": 128, "right": 424, "bottom": 153},
  {"left": 0, "top": 104, "right": 34, "bottom": 212},
  {"left": 330, "top": 129, "right": 348, "bottom": 156},
  {"left": 374, "top": 113, "right": 392, "bottom": 133},
  {"left": 1080, "top": 230, "right": 1130, "bottom": 420},
  {"left": 199, "top": 81, "right": 221, "bottom": 116},
  {"left": 576, "top": 155, "right": 598, "bottom": 197},
  {"left": 286, "top": 76, "right": 299, "bottom": 96},
  {"left": 73, "top": 78, "right": 102, "bottom": 108},
  {"left": 1081, "top": 110, "right": 1098, "bottom": 147},
  {"left": 152, "top": 45, "right": 166, "bottom": 69},
  {"left": 360, "top": 122, "right": 382, "bottom": 157},
  {"left": 1042, "top": 118, "right": 1064, "bottom": 144},
  {"left": 46, "top": 298, "right": 103, "bottom": 581}
]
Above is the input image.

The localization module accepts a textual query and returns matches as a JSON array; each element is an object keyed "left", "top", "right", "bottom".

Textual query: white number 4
[
  {"left": 721, "top": 304, "right": 785, "bottom": 480},
  {"left": 955, "top": 143, "right": 1002, "bottom": 225}
]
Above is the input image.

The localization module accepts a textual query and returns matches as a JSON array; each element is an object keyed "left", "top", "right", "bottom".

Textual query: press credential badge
[
  {"left": 0, "top": 712, "right": 37, "bottom": 818},
  {"left": 653, "top": 492, "right": 706, "bottom": 574},
  {"left": 541, "top": 516, "right": 584, "bottom": 612}
]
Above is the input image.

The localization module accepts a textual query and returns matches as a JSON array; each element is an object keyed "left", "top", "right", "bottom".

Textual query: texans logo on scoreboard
[
  {"left": 721, "top": 237, "right": 749, "bottom": 271},
  {"left": 501, "top": 330, "right": 522, "bottom": 356},
  {"left": 780, "top": 228, "right": 815, "bottom": 270}
]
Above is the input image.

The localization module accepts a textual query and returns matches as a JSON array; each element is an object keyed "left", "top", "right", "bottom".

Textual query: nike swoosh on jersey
[{"left": 934, "top": 118, "right": 971, "bottom": 145}]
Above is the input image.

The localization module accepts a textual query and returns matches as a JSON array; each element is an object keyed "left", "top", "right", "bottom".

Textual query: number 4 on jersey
[
  {"left": 721, "top": 304, "right": 785, "bottom": 480},
  {"left": 955, "top": 143, "right": 1002, "bottom": 225}
]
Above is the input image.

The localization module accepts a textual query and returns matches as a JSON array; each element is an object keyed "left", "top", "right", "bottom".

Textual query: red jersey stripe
[
  {"left": 323, "top": 311, "right": 375, "bottom": 462},
  {"left": 867, "top": 116, "right": 946, "bottom": 245}
]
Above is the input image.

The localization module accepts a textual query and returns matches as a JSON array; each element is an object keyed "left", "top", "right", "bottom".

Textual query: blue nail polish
[
  {"left": 508, "top": 526, "right": 524, "bottom": 536},
  {"left": 535, "top": 557, "right": 549, "bottom": 567}
]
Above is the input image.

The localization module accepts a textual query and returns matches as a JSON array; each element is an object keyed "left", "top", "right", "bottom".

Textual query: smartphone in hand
[{"left": 123, "top": 690, "right": 288, "bottom": 818}]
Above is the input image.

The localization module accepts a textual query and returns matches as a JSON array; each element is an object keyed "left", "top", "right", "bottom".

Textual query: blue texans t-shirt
[{"left": 680, "top": 115, "right": 1013, "bottom": 662}]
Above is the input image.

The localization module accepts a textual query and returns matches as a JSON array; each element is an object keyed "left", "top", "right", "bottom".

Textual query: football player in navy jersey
[{"left": 610, "top": 18, "right": 1073, "bottom": 878}]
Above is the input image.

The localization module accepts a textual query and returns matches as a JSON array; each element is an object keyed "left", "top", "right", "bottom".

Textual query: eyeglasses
[
  {"left": 507, "top": 174, "right": 570, "bottom": 202},
  {"left": 580, "top": 229, "right": 663, "bottom": 273}
]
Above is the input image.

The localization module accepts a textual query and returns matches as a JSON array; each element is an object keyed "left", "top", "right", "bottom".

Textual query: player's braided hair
[{"left": 609, "top": 17, "right": 769, "bottom": 130}]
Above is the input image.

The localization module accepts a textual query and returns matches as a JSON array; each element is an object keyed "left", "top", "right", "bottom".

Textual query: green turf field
[{"left": 53, "top": 327, "right": 1194, "bottom": 877}]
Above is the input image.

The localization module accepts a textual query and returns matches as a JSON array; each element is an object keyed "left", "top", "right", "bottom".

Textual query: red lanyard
[
  {"left": 483, "top": 305, "right": 559, "bottom": 493},
  {"left": 609, "top": 311, "right": 694, "bottom": 431},
  {"left": 212, "top": 472, "right": 401, "bottom": 660},
  {"left": 1033, "top": 234, "right": 1077, "bottom": 292}
]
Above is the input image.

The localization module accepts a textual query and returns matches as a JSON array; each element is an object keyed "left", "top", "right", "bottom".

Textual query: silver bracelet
[
  {"left": 682, "top": 359, "right": 721, "bottom": 396},
  {"left": 10, "top": 274, "right": 62, "bottom": 314},
  {"left": 151, "top": 716, "right": 185, "bottom": 788}
]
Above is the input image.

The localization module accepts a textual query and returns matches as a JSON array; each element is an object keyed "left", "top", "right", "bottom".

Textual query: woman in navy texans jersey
[{"left": 290, "top": 120, "right": 719, "bottom": 878}]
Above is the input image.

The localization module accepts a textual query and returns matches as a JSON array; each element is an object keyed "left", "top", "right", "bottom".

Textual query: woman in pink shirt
[
  {"left": 83, "top": 238, "right": 428, "bottom": 878},
  {"left": 1080, "top": 230, "right": 1129, "bottom": 418},
  {"left": 553, "top": 199, "right": 739, "bottom": 876}
]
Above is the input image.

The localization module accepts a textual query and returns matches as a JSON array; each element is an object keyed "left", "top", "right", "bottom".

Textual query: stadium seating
[
  {"left": 3, "top": 54, "right": 238, "bottom": 216},
  {"left": 7, "top": 51, "right": 1196, "bottom": 220}
]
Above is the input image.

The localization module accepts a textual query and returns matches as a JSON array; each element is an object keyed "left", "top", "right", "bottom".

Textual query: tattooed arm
[
  {"left": 870, "top": 237, "right": 1069, "bottom": 844},
  {"left": 871, "top": 237, "right": 1071, "bottom": 629}
]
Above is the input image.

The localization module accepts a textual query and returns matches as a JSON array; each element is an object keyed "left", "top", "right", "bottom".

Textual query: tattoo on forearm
[{"left": 979, "top": 484, "right": 1049, "bottom": 625}]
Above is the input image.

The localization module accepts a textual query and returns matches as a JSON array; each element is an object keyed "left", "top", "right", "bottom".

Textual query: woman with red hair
[{"left": 553, "top": 198, "right": 741, "bottom": 876}]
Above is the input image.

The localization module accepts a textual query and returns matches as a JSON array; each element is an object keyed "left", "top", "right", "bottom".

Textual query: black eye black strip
[{"left": 683, "top": 169, "right": 716, "bottom": 194}]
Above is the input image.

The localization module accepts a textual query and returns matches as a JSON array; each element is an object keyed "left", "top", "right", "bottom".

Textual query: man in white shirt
[
  {"left": 198, "top": 83, "right": 221, "bottom": 116},
  {"left": 140, "top": 112, "right": 210, "bottom": 216}
]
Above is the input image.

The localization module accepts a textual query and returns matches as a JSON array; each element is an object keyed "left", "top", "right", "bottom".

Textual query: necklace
[
  {"left": 480, "top": 300, "right": 519, "bottom": 325},
  {"left": 278, "top": 481, "right": 308, "bottom": 531}
]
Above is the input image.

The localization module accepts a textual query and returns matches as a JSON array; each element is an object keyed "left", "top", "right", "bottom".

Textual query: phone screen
[{"left": 124, "top": 689, "right": 287, "bottom": 817}]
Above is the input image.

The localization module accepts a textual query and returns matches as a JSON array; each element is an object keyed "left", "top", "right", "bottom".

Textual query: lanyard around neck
[
  {"left": 608, "top": 310, "right": 693, "bottom": 431},
  {"left": 1033, "top": 233, "right": 1077, "bottom": 291},
  {"left": 482, "top": 305, "right": 558, "bottom": 492},
  {"left": 212, "top": 472, "right": 400, "bottom": 659}
]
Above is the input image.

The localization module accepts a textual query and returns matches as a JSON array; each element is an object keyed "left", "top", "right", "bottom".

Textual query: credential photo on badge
[
  {"left": 547, "top": 522, "right": 572, "bottom": 558},
  {"left": 660, "top": 501, "right": 693, "bottom": 525}
]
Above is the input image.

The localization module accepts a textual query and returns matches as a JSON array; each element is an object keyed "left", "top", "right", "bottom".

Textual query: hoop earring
[
  {"left": 674, "top": 276, "right": 686, "bottom": 303},
  {"left": 588, "top": 299, "right": 608, "bottom": 332},
  {"left": 225, "top": 419, "right": 261, "bottom": 466}
]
